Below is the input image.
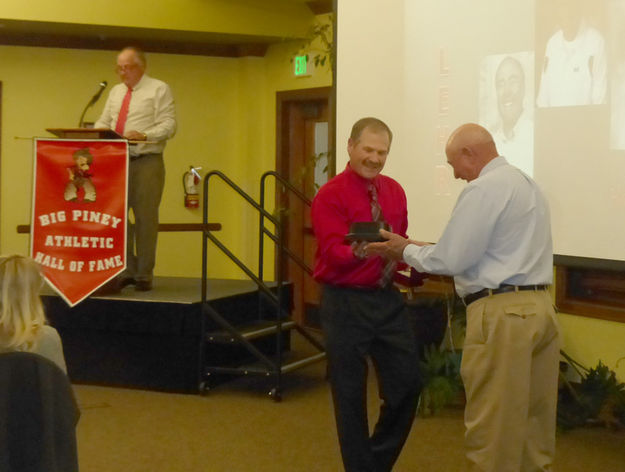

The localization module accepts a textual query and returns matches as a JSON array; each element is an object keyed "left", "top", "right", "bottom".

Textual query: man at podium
[{"left": 95, "top": 46, "right": 177, "bottom": 291}]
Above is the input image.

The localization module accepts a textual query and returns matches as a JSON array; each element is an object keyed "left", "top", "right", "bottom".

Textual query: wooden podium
[{"left": 46, "top": 128, "right": 123, "bottom": 140}]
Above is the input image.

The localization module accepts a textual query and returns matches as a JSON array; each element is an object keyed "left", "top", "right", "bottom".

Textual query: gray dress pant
[
  {"left": 125, "top": 152, "right": 165, "bottom": 282},
  {"left": 320, "top": 284, "right": 421, "bottom": 472}
]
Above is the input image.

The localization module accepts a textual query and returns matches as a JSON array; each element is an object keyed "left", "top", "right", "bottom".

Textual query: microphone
[
  {"left": 78, "top": 80, "right": 108, "bottom": 128},
  {"left": 90, "top": 80, "right": 108, "bottom": 105}
]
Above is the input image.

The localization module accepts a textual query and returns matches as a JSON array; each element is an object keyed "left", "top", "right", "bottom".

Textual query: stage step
[
  {"left": 204, "top": 349, "right": 326, "bottom": 377},
  {"left": 199, "top": 281, "right": 325, "bottom": 399},
  {"left": 206, "top": 320, "right": 297, "bottom": 343}
]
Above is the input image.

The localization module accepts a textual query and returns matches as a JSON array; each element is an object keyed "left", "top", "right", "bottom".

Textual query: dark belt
[
  {"left": 130, "top": 152, "right": 162, "bottom": 161},
  {"left": 463, "top": 284, "right": 550, "bottom": 306},
  {"left": 324, "top": 283, "right": 395, "bottom": 292}
]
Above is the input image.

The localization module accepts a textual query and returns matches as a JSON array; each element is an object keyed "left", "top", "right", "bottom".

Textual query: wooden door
[{"left": 276, "top": 87, "right": 333, "bottom": 327}]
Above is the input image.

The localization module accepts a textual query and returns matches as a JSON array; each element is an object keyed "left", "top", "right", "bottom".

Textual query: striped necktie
[
  {"left": 368, "top": 183, "right": 383, "bottom": 222},
  {"left": 368, "top": 183, "right": 396, "bottom": 287},
  {"left": 115, "top": 86, "right": 132, "bottom": 135}
]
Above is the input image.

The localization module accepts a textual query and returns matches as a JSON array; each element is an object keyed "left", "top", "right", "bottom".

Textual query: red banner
[{"left": 31, "top": 139, "right": 128, "bottom": 306}]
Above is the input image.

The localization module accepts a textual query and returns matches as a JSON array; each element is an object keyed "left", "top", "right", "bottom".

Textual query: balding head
[
  {"left": 116, "top": 46, "right": 146, "bottom": 88},
  {"left": 445, "top": 123, "right": 499, "bottom": 182}
]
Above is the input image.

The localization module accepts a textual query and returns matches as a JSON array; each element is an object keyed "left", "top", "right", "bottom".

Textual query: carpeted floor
[{"left": 73, "top": 352, "right": 625, "bottom": 472}]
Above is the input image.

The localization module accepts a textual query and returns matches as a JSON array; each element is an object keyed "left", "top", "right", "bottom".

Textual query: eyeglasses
[{"left": 115, "top": 63, "right": 139, "bottom": 73}]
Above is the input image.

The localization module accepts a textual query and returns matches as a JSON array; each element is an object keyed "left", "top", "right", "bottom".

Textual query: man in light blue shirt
[{"left": 368, "top": 123, "right": 560, "bottom": 472}]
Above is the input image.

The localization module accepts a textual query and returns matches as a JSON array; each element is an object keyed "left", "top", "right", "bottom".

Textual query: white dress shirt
[
  {"left": 95, "top": 74, "right": 176, "bottom": 156},
  {"left": 537, "top": 23, "right": 607, "bottom": 107},
  {"left": 403, "top": 157, "right": 553, "bottom": 297}
]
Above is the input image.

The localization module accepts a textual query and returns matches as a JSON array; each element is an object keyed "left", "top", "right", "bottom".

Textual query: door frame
[
  {"left": 276, "top": 86, "right": 334, "bottom": 180},
  {"left": 275, "top": 86, "right": 334, "bottom": 325}
]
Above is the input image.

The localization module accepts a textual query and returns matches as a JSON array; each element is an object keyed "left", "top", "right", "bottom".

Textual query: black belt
[
  {"left": 130, "top": 152, "right": 162, "bottom": 161},
  {"left": 463, "top": 284, "right": 550, "bottom": 306},
  {"left": 324, "top": 283, "right": 395, "bottom": 292}
]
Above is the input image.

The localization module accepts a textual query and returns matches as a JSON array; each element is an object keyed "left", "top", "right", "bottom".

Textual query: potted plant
[
  {"left": 405, "top": 281, "right": 466, "bottom": 417},
  {"left": 558, "top": 352, "right": 625, "bottom": 430}
]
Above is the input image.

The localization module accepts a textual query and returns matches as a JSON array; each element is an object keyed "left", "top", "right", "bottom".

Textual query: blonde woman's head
[{"left": 0, "top": 255, "right": 46, "bottom": 351}]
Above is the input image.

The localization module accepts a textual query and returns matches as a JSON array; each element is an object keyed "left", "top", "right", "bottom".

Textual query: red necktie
[
  {"left": 115, "top": 86, "right": 132, "bottom": 135},
  {"left": 368, "top": 183, "right": 396, "bottom": 287}
]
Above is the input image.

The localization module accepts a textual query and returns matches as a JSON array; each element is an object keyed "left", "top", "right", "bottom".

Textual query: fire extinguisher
[{"left": 183, "top": 166, "right": 202, "bottom": 208}]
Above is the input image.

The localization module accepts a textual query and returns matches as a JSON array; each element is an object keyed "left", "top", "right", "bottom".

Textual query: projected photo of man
[
  {"left": 536, "top": 0, "right": 607, "bottom": 107},
  {"left": 479, "top": 53, "right": 534, "bottom": 175}
]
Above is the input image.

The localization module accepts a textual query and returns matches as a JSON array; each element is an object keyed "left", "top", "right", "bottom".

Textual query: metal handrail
[
  {"left": 201, "top": 169, "right": 288, "bottom": 393},
  {"left": 258, "top": 170, "right": 314, "bottom": 281},
  {"left": 199, "top": 169, "right": 325, "bottom": 397},
  {"left": 202, "top": 170, "right": 284, "bottom": 307},
  {"left": 261, "top": 229, "right": 313, "bottom": 277}
]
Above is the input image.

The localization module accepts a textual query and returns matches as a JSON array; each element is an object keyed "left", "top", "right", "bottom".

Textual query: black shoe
[
  {"left": 135, "top": 280, "right": 153, "bottom": 292},
  {"left": 119, "top": 277, "right": 136, "bottom": 289},
  {"left": 93, "top": 278, "right": 122, "bottom": 295}
]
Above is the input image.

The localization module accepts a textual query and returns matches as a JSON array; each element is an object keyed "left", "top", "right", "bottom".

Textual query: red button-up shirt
[{"left": 311, "top": 164, "right": 408, "bottom": 287}]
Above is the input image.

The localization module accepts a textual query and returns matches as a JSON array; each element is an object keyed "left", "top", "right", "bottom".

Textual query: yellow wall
[
  {"left": 559, "top": 313, "right": 625, "bottom": 381},
  {"left": 549, "top": 272, "right": 625, "bottom": 380},
  {"left": 0, "top": 0, "right": 312, "bottom": 38},
  {"left": 0, "top": 16, "right": 332, "bottom": 282}
]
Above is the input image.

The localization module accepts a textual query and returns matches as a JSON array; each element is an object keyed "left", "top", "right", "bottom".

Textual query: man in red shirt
[{"left": 311, "top": 117, "right": 421, "bottom": 472}]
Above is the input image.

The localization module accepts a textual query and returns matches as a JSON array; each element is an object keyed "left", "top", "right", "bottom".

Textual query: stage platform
[{"left": 43, "top": 277, "right": 290, "bottom": 394}]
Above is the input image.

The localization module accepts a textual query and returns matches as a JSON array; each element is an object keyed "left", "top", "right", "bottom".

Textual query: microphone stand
[
  {"left": 78, "top": 101, "right": 95, "bottom": 128},
  {"left": 78, "top": 83, "right": 107, "bottom": 128}
]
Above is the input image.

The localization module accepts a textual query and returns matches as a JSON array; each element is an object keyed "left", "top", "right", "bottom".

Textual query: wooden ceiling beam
[
  {"left": 305, "top": 1, "right": 332, "bottom": 15},
  {"left": 0, "top": 19, "right": 278, "bottom": 57}
]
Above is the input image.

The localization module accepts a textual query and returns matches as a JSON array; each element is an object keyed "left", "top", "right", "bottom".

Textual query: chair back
[{"left": 0, "top": 351, "right": 79, "bottom": 472}]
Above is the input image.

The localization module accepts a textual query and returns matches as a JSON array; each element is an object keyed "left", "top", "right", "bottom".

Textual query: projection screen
[{"left": 336, "top": 0, "right": 625, "bottom": 264}]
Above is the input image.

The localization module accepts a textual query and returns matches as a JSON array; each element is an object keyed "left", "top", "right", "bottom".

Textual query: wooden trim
[
  {"left": 406, "top": 275, "right": 455, "bottom": 300},
  {"left": 275, "top": 86, "right": 333, "bottom": 181},
  {"left": 0, "top": 82, "right": 2, "bottom": 246},
  {"left": 555, "top": 265, "right": 625, "bottom": 323},
  {"left": 276, "top": 87, "right": 333, "bottom": 102},
  {"left": 0, "top": 19, "right": 272, "bottom": 57},
  {"left": 555, "top": 265, "right": 569, "bottom": 311},
  {"left": 275, "top": 87, "right": 332, "bottom": 325},
  {"left": 557, "top": 297, "right": 625, "bottom": 323},
  {"left": 157, "top": 223, "right": 221, "bottom": 232},
  {"left": 554, "top": 254, "right": 625, "bottom": 271},
  {"left": 306, "top": 1, "right": 333, "bottom": 15},
  {"left": 17, "top": 223, "right": 221, "bottom": 234},
  {"left": 331, "top": 0, "right": 337, "bottom": 172}
]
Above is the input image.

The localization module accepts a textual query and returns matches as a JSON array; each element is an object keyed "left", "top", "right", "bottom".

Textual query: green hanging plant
[
  {"left": 557, "top": 351, "right": 625, "bottom": 431},
  {"left": 417, "top": 344, "right": 463, "bottom": 417}
]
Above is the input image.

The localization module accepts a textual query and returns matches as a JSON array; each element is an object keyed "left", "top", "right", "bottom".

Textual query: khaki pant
[
  {"left": 125, "top": 153, "right": 165, "bottom": 282},
  {"left": 461, "top": 290, "right": 560, "bottom": 472}
]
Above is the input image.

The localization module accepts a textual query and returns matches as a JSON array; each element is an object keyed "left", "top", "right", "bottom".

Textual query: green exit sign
[{"left": 294, "top": 55, "right": 312, "bottom": 77}]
